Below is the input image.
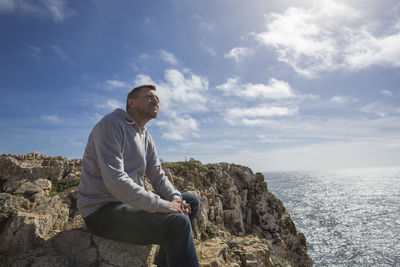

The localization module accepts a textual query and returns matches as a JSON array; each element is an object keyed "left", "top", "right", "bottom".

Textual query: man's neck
[{"left": 127, "top": 109, "right": 148, "bottom": 130}]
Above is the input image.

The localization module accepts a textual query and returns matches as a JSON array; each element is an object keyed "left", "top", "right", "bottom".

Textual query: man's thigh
[{"left": 85, "top": 202, "right": 175, "bottom": 245}]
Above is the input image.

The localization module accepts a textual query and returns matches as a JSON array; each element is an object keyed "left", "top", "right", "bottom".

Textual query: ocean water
[{"left": 265, "top": 167, "right": 400, "bottom": 267}]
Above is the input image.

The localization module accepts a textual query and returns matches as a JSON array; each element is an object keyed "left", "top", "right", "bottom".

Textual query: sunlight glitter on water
[{"left": 265, "top": 167, "right": 400, "bottom": 266}]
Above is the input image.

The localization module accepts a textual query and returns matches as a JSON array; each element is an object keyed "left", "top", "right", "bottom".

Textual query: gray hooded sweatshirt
[{"left": 77, "top": 108, "right": 181, "bottom": 218}]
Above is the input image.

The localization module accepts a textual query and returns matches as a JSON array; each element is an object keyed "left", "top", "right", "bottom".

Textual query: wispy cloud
[
  {"left": 50, "top": 44, "right": 72, "bottom": 63},
  {"left": 0, "top": 0, "right": 75, "bottom": 22},
  {"left": 41, "top": 114, "right": 61, "bottom": 123},
  {"left": 216, "top": 77, "right": 296, "bottom": 100},
  {"left": 139, "top": 53, "right": 150, "bottom": 60},
  {"left": 95, "top": 99, "right": 124, "bottom": 111},
  {"left": 331, "top": 96, "right": 349, "bottom": 104},
  {"left": 254, "top": 0, "right": 400, "bottom": 77},
  {"left": 191, "top": 15, "right": 214, "bottom": 31},
  {"left": 224, "top": 47, "right": 254, "bottom": 63},
  {"left": 143, "top": 17, "right": 155, "bottom": 25},
  {"left": 159, "top": 50, "right": 178, "bottom": 65},
  {"left": 359, "top": 102, "right": 400, "bottom": 117},
  {"left": 199, "top": 40, "right": 216, "bottom": 56},
  {"left": 103, "top": 79, "right": 130, "bottom": 91},
  {"left": 21, "top": 44, "right": 42, "bottom": 60},
  {"left": 225, "top": 106, "right": 298, "bottom": 126},
  {"left": 380, "top": 90, "right": 393, "bottom": 97}
]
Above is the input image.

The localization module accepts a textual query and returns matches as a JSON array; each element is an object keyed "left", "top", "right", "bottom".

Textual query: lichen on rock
[{"left": 0, "top": 153, "right": 312, "bottom": 267}]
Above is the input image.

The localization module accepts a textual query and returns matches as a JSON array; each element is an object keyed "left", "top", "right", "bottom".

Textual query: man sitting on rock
[{"left": 77, "top": 84, "right": 199, "bottom": 267}]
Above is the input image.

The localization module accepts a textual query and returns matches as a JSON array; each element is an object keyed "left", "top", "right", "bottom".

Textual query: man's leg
[
  {"left": 84, "top": 196, "right": 199, "bottom": 267},
  {"left": 182, "top": 193, "right": 200, "bottom": 223},
  {"left": 156, "top": 193, "right": 199, "bottom": 266}
]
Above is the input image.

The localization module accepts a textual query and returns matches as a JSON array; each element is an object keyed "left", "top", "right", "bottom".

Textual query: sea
[{"left": 264, "top": 167, "right": 400, "bottom": 267}]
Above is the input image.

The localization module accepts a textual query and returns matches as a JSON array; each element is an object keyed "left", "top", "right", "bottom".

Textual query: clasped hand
[{"left": 169, "top": 199, "right": 191, "bottom": 216}]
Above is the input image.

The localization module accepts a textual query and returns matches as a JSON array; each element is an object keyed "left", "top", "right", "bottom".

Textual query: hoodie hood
[
  {"left": 111, "top": 108, "right": 135, "bottom": 124},
  {"left": 110, "top": 108, "right": 147, "bottom": 133}
]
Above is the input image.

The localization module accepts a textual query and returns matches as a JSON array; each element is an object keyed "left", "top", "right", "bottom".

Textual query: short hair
[{"left": 126, "top": 84, "right": 156, "bottom": 110}]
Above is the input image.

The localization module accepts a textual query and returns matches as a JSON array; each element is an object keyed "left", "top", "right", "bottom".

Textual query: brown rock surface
[{"left": 0, "top": 153, "right": 312, "bottom": 266}]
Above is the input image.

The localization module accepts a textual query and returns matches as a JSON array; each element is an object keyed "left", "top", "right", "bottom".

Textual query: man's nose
[{"left": 150, "top": 96, "right": 159, "bottom": 104}]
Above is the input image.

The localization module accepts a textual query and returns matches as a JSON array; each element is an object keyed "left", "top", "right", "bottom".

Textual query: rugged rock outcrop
[{"left": 0, "top": 152, "right": 312, "bottom": 266}]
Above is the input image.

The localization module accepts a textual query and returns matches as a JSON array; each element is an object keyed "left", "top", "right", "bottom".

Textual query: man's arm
[{"left": 145, "top": 134, "right": 182, "bottom": 201}]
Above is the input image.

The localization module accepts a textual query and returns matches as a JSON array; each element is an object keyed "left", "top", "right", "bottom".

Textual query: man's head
[
  {"left": 126, "top": 84, "right": 157, "bottom": 110},
  {"left": 126, "top": 85, "right": 159, "bottom": 126}
]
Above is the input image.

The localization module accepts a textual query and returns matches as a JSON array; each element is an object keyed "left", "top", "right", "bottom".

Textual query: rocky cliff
[{"left": 0, "top": 152, "right": 312, "bottom": 267}]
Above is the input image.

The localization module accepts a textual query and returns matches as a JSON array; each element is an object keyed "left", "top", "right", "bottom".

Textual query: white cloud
[
  {"left": 135, "top": 73, "right": 154, "bottom": 86},
  {"left": 194, "top": 114, "right": 400, "bottom": 171},
  {"left": 135, "top": 69, "right": 208, "bottom": 140},
  {"left": 104, "top": 80, "right": 130, "bottom": 91},
  {"left": 257, "top": 116, "right": 400, "bottom": 142},
  {"left": 136, "top": 69, "right": 209, "bottom": 113},
  {"left": 96, "top": 99, "right": 124, "bottom": 110},
  {"left": 0, "top": 0, "right": 75, "bottom": 22},
  {"left": 221, "top": 137, "right": 400, "bottom": 172},
  {"left": 155, "top": 116, "right": 199, "bottom": 141},
  {"left": 331, "top": 96, "right": 349, "bottom": 104},
  {"left": 216, "top": 77, "right": 296, "bottom": 100},
  {"left": 43, "top": 0, "right": 73, "bottom": 21},
  {"left": 226, "top": 105, "right": 298, "bottom": 125},
  {"left": 224, "top": 47, "right": 254, "bottom": 63},
  {"left": 159, "top": 50, "right": 178, "bottom": 65},
  {"left": 380, "top": 90, "right": 392, "bottom": 97},
  {"left": 255, "top": 0, "right": 400, "bottom": 77},
  {"left": 163, "top": 69, "right": 208, "bottom": 107},
  {"left": 41, "top": 114, "right": 61, "bottom": 123},
  {"left": 344, "top": 29, "right": 400, "bottom": 70}
]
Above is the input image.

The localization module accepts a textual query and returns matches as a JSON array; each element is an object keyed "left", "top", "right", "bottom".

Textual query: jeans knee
[
  {"left": 177, "top": 213, "right": 191, "bottom": 227},
  {"left": 168, "top": 213, "right": 192, "bottom": 233},
  {"left": 191, "top": 195, "right": 199, "bottom": 209}
]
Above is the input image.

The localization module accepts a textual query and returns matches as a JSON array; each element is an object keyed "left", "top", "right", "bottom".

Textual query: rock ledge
[{"left": 0, "top": 152, "right": 312, "bottom": 266}]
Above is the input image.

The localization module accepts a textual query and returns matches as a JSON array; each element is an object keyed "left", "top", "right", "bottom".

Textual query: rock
[
  {"left": 0, "top": 193, "right": 18, "bottom": 241},
  {"left": 0, "top": 153, "right": 312, "bottom": 267},
  {"left": 196, "top": 238, "right": 229, "bottom": 267},
  {"left": 165, "top": 161, "right": 312, "bottom": 266},
  {"left": 93, "top": 234, "right": 157, "bottom": 267},
  {"left": 0, "top": 193, "right": 17, "bottom": 221}
]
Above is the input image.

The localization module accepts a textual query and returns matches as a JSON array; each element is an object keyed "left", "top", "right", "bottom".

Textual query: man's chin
[{"left": 149, "top": 111, "right": 158, "bottom": 119}]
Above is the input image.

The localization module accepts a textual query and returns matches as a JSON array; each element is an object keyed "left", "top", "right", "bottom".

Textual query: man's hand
[
  {"left": 181, "top": 200, "right": 191, "bottom": 216},
  {"left": 169, "top": 199, "right": 191, "bottom": 216}
]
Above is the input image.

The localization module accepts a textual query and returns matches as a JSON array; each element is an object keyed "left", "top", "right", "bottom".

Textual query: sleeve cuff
[
  {"left": 157, "top": 199, "right": 171, "bottom": 213},
  {"left": 171, "top": 193, "right": 182, "bottom": 201}
]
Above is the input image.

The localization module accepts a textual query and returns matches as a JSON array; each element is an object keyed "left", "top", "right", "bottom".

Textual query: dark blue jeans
[{"left": 84, "top": 193, "right": 199, "bottom": 267}]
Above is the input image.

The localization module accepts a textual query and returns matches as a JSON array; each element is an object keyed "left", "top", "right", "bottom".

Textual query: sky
[{"left": 1, "top": 0, "right": 400, "bottom": 172}]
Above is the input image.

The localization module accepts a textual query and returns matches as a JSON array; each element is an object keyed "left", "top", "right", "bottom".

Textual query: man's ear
[{"left": 128, "top": 98, "right": 135, "bottom": 108}]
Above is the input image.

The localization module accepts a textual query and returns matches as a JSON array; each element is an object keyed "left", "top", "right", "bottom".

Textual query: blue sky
[{"left": 1, "top": 0, "right": 400, "bottom": 172}]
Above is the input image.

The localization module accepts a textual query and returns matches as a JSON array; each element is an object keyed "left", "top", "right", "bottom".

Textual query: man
[{"left": 77, "top": 85, "right": 199, "bottom": 267}]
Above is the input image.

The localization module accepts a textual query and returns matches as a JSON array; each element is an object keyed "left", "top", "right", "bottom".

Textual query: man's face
[{"left": 132, "top": 87, "right": 159, "bottom": 120}]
